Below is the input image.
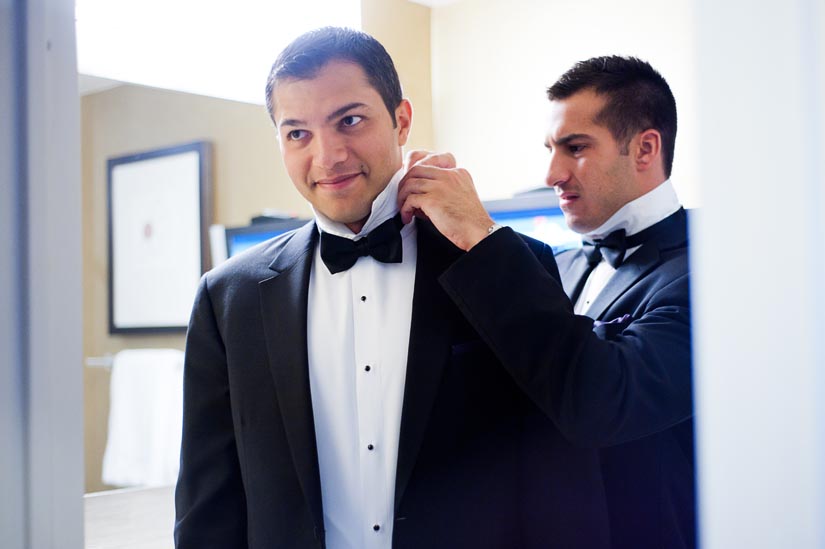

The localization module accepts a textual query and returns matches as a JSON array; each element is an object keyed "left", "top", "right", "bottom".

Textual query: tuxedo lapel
[
  {"left": 585, "top": 243, "right": 660, "bottom": 320},
  {"left": 257, "top": 221, "right": 325, "bottom": 533},
  {"left": 559, "top": 250, "right": 593, "bottom": 303},
  {"left": 586, "top": 208, "right": 688, "bottom": 320},
  {"left": 394, "top": 221, "right": 459, "bottom": 511}
]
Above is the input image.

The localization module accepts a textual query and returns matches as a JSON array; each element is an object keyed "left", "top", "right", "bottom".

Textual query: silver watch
[{"left": 487, "top": 223, "right": 504, "bottom": 235}]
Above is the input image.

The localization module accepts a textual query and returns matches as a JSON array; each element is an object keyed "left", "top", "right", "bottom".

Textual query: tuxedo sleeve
[
  {"left": 174, "top": 275, "right": 248, "bottom": 547},
  {"left": 439, "top": 227, "right": 692, "bottom": 448}
]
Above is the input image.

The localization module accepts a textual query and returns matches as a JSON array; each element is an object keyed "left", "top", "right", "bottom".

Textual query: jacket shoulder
[{"left": 553, "top": 245, "right": 584, "bottom": 270}]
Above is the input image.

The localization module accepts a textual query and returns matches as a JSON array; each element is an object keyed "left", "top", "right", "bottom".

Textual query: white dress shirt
[
  {"left": 307, "top": 168, "right": 416, "bottom": 549},
  {"left": 574, "top": 179, "right": 681, "bottom": 316}
]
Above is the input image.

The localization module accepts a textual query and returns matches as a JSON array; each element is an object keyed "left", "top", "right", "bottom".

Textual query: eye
[
  {"left": 568, "top": 144, "right": 586, "bottom": 154},
  {"left": 341, "top": 115, "right": 363, "bottom": 128},
  {"left": 286, "top": 129, "right": 307, "bottom": 141}
]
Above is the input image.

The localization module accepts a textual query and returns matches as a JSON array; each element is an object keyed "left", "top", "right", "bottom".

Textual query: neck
[
  {"left": 583, "top": 177, "right": 679, "bottom": 240},
  {"left": 345, "top": 218, "right": 369, "bottom": 234}
]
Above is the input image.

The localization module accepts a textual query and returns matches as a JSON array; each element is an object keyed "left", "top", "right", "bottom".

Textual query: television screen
[
  {"left": 225, "top": 219, "right": 309, "bottom": 258},
  {"left": 209, "top": 218, "right": 310, "bottom": 267},
  {"left": 484, "top": 192, "right": 581, "bottom": 253}
]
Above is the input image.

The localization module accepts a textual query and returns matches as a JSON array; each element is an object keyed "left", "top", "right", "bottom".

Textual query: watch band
[{"left": 487, "top": 223, "right": 504, "bottom": 235}]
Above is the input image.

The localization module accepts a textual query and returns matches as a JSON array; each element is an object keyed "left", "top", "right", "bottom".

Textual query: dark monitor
[{"left": 484, "top": 190, "right": 581, "bottom": 253}]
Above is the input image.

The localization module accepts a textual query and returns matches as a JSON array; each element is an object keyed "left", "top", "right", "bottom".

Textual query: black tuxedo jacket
[
  {"left": 441, "top": 209, "right": 694, "bottom": 549},
  {"left": 175, "top": 219, "right": 612, "bottom": 549}
]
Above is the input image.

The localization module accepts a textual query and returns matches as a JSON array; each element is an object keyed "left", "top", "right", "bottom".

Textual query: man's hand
[
  {"left": 403, "top": 150, "right": 457, "bottom": 171},
  {"left": 399, "top": 151, "right": 496, "bottom": 252}
]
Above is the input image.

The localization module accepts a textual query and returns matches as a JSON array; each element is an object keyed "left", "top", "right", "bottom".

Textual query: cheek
[
  {"left": 363, "top": 131, "right": 401, "bottom": 167},
  {"left": 281, "top": 150, "right": 309, "bottom": 182},
  {"left": 572, "top": 156, "right": 589, "bottom": 174}
]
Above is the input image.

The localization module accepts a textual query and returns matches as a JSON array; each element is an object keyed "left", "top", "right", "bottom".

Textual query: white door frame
[{"left": 0, "top": 0, "right": 83, "bottom": 546}]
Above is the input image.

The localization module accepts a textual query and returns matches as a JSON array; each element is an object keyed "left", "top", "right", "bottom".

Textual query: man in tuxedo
[
  {"left": 174, "top": 28, "right": 613, "bottom": 549},
  {"left": 400, "top": 56, "right": 694, "bottom": 549}
]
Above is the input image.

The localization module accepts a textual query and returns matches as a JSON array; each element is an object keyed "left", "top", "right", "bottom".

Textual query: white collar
[
  {"left": 585, "top": 178, "right": 681, "bottom": 242},
  {"left": 313, "top": 167, "right": 405, "bottom": 239}
]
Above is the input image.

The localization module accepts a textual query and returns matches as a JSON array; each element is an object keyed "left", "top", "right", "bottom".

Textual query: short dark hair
[
  {"left": 547, "top": 56, "right": 677, "bottom": 177},
  {"left": 265, "top": 27, "right": 403, "bottom": 127}
]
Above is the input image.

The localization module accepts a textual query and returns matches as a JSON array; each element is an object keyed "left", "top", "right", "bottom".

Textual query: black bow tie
[
  {"left": 320, "top": 214, "right": 404, "bottom": 274},
  {"left": 582, "top": 226, "right": 653, "bottom": 269}
]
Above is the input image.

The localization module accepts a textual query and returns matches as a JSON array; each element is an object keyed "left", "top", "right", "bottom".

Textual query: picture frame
[{"left": 107, "top": 141, "right": 213, "bottom": 334}]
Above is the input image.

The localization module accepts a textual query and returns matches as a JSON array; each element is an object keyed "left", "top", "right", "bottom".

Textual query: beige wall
[
  {"left": 430, "top": 0, "right": 700, "bottom": 206},
  {"left": 362, "top": 0, "right": 434, "bottom": 150},
  {"left": 82, "top": 0, "right": 434, "bottom": 493}
]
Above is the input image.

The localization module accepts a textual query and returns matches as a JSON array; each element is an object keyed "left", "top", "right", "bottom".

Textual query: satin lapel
[
  {"left": 559, "top": 249, "right": 592, "bottom": 302},
  {"left": 258, "top": 221, "right": 325, "bottom": 532},
  {"left": 394, "top": 221, "right": 459, "bottom": 511},
  {"left": 585, "top": 208, "right": 688, "bottom": 321},
  {"left": 585, "top": 242, "right": 660, "bottom": 321}
]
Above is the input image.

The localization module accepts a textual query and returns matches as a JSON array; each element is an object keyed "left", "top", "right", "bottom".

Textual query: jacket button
[
  {"left": 367, "top": 444, "right": 374, "bottom": 451},
  {"left": 373, "top": 524, "right": 380, "bottom": 531}
]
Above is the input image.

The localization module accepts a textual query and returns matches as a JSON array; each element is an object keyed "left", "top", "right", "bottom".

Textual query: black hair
[
  {"left": 265, "top": 27, "right": 403, "bottom": 127},
  {"left": 547, "top": 56, "right": 677, "bottom": 177}
]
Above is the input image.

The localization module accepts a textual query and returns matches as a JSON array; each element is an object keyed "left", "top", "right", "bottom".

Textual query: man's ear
[
  {"left": 635, "top": 128, "right": 662, "bottom": 172},
  {"left": 395, "top": 99, "right": 413, "bottom": 146}
]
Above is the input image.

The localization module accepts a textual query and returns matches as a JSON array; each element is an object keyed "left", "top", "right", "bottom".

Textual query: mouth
[
  {"left": 557, "top": 190, "right": 580, "bottom": 207},
  {"left": 314, "top": 172, "right": 363, "bottom": 188}
]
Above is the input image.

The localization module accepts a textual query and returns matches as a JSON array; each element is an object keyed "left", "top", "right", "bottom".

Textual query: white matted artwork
[{"left": 107, "top": 141, "right": 212, "bottom": 333}]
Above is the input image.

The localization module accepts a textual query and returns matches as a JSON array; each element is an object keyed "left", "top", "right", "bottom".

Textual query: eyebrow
[
  {"left": 553, "top": 133, "right": 592, "bottom": 146},
  {"left": 326, "top": 102, "right": 367, "bottom": 123},
  {"left": 279, "top": 102, "right": 368, "bottom": 129}
]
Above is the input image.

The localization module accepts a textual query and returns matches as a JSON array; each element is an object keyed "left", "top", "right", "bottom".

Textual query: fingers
[
  {"left": 398, "top": 167, "right": 438, "bottom": 210},
  {"left": 397, "top": 176, "right": 432, "bottom": 221},
  {"left": 404, "top": 150, "right": 457, "bottom": 171},
  {"left": 398, "top": 167, "right": 476, "bottom": 210},
  {"left": 404, "top": 150, "right": 432, "bottom": 171},
  {"left": 401, "top": 163, "right": 453, "bottom": 183},
  {"left": 415, "top": 152, "right": 456, "bottom": 169},
  {"left": 399, "top": 192, "right": 430, "bottom": 224}
]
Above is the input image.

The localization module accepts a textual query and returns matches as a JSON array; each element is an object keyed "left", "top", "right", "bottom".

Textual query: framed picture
[{"left": 107, "top": 141, "right": 213, "bottom": 334}]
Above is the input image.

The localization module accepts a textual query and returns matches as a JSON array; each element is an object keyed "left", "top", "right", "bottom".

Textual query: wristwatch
[{"left": 487, "top": 223, "right": 504, "bottom": 236}]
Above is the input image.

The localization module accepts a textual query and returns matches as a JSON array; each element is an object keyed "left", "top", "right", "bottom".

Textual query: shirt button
[
  {"left": 360, "top": 295, "right": 367, "bottom": 302},
  {"left": 373, "top": 524, "right": 380, "bottom": 532},
  {"left": 365, "top": 365, "right": 371, "bottom": 372},
  {"left": 367, "top": 444, "right": 374, "bottom": 451}
]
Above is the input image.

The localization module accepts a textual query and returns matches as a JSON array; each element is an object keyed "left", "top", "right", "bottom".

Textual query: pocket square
[{"left": 593, "top": 314, "right": 633, "bottom": 339}]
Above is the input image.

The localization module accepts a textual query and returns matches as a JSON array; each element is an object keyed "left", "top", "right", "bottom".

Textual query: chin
[
  {"left": 319, "top": 203, "right": 364, "bottom": 221},
  {"left": 329, "top": 211, "right": 371, "bottom": 229},
  {"left": 562, "top": 216, "right": 586, "bottom": 235}
]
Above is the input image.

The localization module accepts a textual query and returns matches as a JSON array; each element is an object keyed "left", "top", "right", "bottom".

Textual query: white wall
[
  {"left": 692, "top": 1, "right": 825, "bottom": 547},
  {"left": 430, "top": 0, "right": 699, "bottom": 206}
]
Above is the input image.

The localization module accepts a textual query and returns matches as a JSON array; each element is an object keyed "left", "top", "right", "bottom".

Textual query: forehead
[
  {"left": 544, "top": 89, "right": 608, "bottom": 139},
  {"left": 272, "top": 60, "right": 381, "bottom": 124}
]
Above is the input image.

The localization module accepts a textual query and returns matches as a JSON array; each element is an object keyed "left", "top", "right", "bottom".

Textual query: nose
[
  {"left": 312, "top": 130, "right": 348, "bottom": 171},
  {"left": 544, "top": 151, "right": 570, "bottom": 188}
]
